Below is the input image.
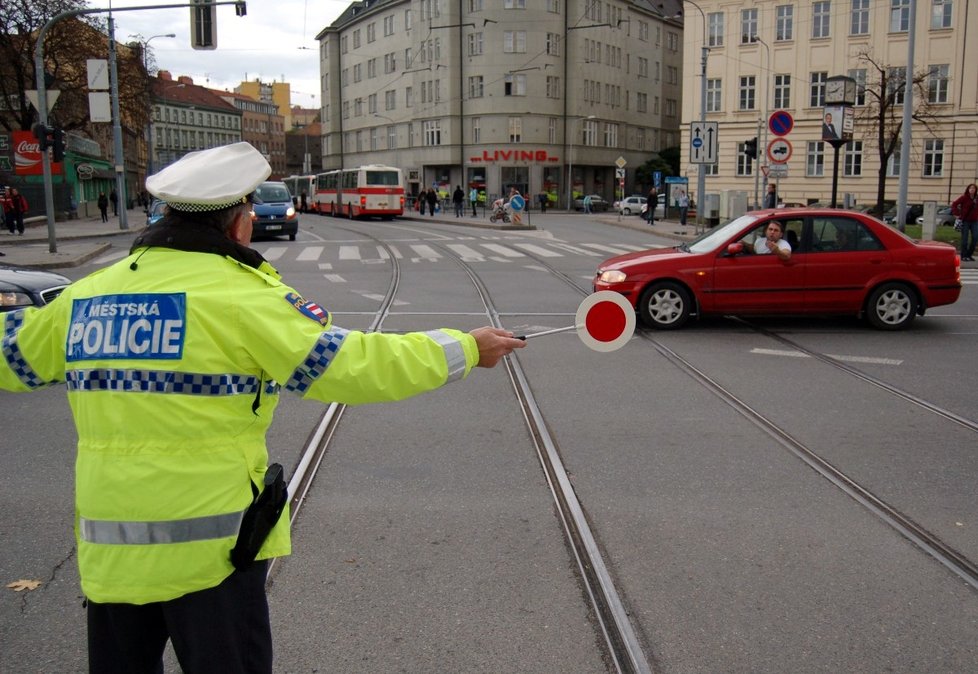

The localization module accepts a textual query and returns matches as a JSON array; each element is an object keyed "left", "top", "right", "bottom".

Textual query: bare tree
[
  {"left": 0, "top": 0, "right": 149, "bottom": 135},
  {"left": 853, "top": 48, "right": 939, "bottom": 218}
]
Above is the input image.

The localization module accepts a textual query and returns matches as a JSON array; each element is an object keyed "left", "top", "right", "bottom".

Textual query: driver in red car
[{"left": 752, "top": 220, "right": 792, "bottom": 261}]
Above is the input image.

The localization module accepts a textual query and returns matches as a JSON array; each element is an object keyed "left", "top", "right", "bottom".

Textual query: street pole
[
  {"left": 138, "top": 33, "right": 175, "bottom": 180},
  {"left": 108, "top": 16, "right": 129, "bottom": 229},
  {"left": 566, "top": 115, "right": 596, "bottom": 211},
  {"left": 895, "top": 0, "right": 917, "bottom": 231},
  {"left": 757, "top": 36, "right": 770, "bottom": 209}
]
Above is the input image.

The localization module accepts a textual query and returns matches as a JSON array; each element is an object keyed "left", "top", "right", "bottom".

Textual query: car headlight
[
  {"left": 0, "top": 291, "right": 33, "bottom": 308},
  {"left": 286, "top": 207, "right": 296, "bottom": 218},
  {"left": 598, "top": 270, "right": 627, "bottom": 283}
]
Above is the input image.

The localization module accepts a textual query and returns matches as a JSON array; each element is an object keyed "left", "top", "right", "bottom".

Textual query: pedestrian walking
[
  {"left": 426, "top": 187, "right": 438, "bottom": 217},
  {"left": 109, "top": 189, "right": 118, "bottom": 216},
  {"left": 469, "top": 186, "right": 479, "bottom": 217},
  {"left": 951, "top": 183, "right": 978, "bottom": 261},
  {"left": 646, "top": 187, "right": 657, "bottom": 225},
  {"left": 5, "top": 187, "right": 28, "bottom": 234},
  {"left": 453, "top": 185, "right": 464, "bottom": 218},
  {"left": 764, "top": 184, "right": 778, "bottom": 209},
  {"left": 677, "top": 190, "right": 690, "bottom": 226},
  {"left": 0, "top": 142, "right": 525, "bottom": 673},
  {"left": 583, "top": 194, "right": 592, "bottom": 214},
  {"left": 537, "top": 191, "right": 548, "bottom": 213},
  {"left": 97, "top": 192, "right": 109, "bottom": 222}
]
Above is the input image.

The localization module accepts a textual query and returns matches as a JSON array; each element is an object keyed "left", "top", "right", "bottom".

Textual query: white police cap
[{"left": 146, "top": 142, "right": 271, "bottom": 212}]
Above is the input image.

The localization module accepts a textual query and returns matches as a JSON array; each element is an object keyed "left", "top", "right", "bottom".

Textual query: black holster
[{"left": 230, "top": 463, "right": 287, "bottom": 571}]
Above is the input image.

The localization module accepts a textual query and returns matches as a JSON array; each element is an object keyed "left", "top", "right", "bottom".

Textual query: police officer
[{"left": 0, "top": 142, "right": 525, "bottom": 672}]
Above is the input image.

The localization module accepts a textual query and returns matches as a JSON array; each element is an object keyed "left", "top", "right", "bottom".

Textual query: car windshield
[
  {"left": 687, "top": 214, "right": 760, "bottom": 253},
  {"left": 254, "top": 184, "right": 291, "bottom": 203}
]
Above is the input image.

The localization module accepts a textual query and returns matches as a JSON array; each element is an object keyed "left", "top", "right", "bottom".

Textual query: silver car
[{"left": 915, "top": 206, "right": 955, "bottom": 227}]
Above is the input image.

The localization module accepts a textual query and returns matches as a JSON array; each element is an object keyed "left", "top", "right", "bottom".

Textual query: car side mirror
[{"left": 727, "top": 242, "right": 745, "bottom": 256}]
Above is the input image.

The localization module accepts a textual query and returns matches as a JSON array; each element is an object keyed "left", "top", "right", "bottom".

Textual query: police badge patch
[{"left": 284, "top": 292, "right": 330, "bottom": 326}]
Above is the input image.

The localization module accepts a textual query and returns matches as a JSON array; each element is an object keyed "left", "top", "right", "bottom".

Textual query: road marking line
[
  {"left": 482, "top": 243, "right": 523, "bottom": 257},
  {"left": 751, "top": 348, "right": 902, "bottom": 365},
  {"left": 338, "top": 245, "right": 360, "bottom": 260},
  {"left": 262, "top": 247, "right": 287, "bottom": 261},
  {"left": 296, "top": 246, "right": 323, "bottom": 261}
]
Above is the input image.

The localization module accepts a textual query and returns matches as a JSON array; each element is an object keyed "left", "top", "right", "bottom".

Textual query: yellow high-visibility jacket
[{"left": 0, "top": 238, "right": 478, "bottom": 604}]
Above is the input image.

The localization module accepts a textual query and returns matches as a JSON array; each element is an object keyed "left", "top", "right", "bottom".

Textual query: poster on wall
[{"left": 12, "top": 130, "right": 63, "bottom": 176}]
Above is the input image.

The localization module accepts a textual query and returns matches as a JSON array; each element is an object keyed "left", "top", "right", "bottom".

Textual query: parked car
[
  {"left": 593, "top": 208, "right": 961, "bottom": 331},
  {"left": 145, "top": 199, "right": 166, "bottom": 227},
  {"left": 0, "top": 264, "right": 71, "bottom": 312},
  {"left": 882, "top": 203, "right": 923, "bottom": 226},
  {"left": 614, "top": 195, "right": 646, "bottom": 215},
  {"left": 251, "top": 181, "right": 299, "bottom": 241},
  {"left": 573, "top": 194, "right": 610, "bottom": 212},
  {"left": 915, "top": 206, "right": 956, "bottom": 227}
]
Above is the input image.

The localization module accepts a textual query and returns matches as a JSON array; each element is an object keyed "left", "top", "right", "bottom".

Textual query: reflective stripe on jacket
[{"left": 0, "top": 247, "right": 478, "bottom": 604}]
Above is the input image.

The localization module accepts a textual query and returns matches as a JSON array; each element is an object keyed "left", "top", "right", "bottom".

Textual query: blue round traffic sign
[
  {"left": 510, "top": 194, "right": 525, "bottom": 212},
  {"left": 769, "top": 110, "right": 794, "bottom": 137}
]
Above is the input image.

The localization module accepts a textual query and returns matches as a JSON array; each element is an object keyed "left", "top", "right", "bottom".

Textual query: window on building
[
  {"left": 387, "top": 125, "right": 397, "bottom": 149},
  {"left": 405, "top": 86, "right": 413, "bottom": 108},
  {"left": 583, "top": 119, "right": 598, "bottom": 145},
  {"left": 708, "top": 12, "right": 724, "bottom": 47},
  {"left": 508, "top": 117, "right": 522, "bottom": 142},
  {"left": 367, "top": 23, "right": 376, "bottom": 43},
  {"left": 890, "top": 0, "right": 910, "bottom": 32},
  {"left": 368, "top": 94, "right": 377, "bottom": 114},
  {"left": 505, "top": 0, "right": 526, "bottom": 7},
  {"left": 604, "top": 123, "right": 619, "bottom": 147},
  {"left": 887, "top": 66, "right": 907, "bottom": 105},
  {"left": 468, "top": 76, "right": 484, "bottom": 99},
  {"left": 470, "top": 0, "right": 483, "bottom": 10},
  {"left": 385, "top": 90, "right": 396, "bottom": 111},
  {"left": 466, "top": 32, "right": 483, "bottom": 56},
  {"left": 886, "top": 148, "right": 901, "bottom": 177},
  {"left": 472, "top": 116, "right": 480, "bottom": 144},
  {"left": 423, "top": 119, "right": 440, "bottom": 145},
  {"left": 367, "top": 59, "right": 377, "bottom": 79},
  {"left": 850, "top": 0, "right": 870, "bottom": 34},
  {"left": 504, "top": 31, "right": 526, "bottom": 52},
  {"left": 923, "top": 139, "right": 944, "bottom": 176},
  {"left": 739, "top": 76, "right": 756, "bottom": 110},
  {"left": 353, "top": 30, "right": 361, "bottom": 49},
  {"left": 928, "top": 64, "right": 949, "bottom": 103},
  {"left": 774, "top": 74, "right": 791, "bottom": 108},
  {"left": 505, "top": 74, "right": 527, "bottom": 96},
  {"left": 354, "top": 98, "right": 363, "bottom": 116},
  {"left": 844, "top": 140, "right": 863, "bottom": 176},
  {"left": 810, "top": 71, "right": 827, "bottom": 107},
  {"left": 548, "top": 117, "right": 558, "bottom": 144},
  {"left": 546, "top": 33, "right": 561, "bottom": 55},
  {"left": 812, "top": 1, "right": 831, "bottom": 38},
  {"left": 706, "top": 78, "right": 722, "bottom": 112},
  {"left": 637, "top": 93, "right": 648, "bottom": 113},
  {"left": 370, "top": 127, "right": 379, "bottom": 151},
  {"left": 737, "top": 142, "right": 754, "bottom": 175},
  {"left": 546, "top": 76, "right": 561, "bottom": 98},
  {"left": 931, "top": 0, "right": 953, "bottom": 28},
  {"left": 806, "top": 141, "right": 825, "bottom": 176},
  {"left": 741, "top": 8, "right": 758, "bottom": 43},
  {"left": 384, "top": 15, "right": 394, "bottom": 36},
  {"left": 776, "top": 5, "right": 794, "bottom": 40},
  {"left": 548, "top": 0, "right": 560, "bottom": 13},
  {"left": 405, "top": 9, "right": 412, "bottom": 30}
]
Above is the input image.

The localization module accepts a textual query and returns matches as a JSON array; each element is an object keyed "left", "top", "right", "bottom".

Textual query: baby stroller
[{"left": 488, "top": 198, "right": 511, "bottom": 224}]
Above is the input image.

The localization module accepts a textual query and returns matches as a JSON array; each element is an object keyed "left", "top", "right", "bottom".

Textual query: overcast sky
[{"left": 103, "top": 0, "right": 350, "bottom": 108}]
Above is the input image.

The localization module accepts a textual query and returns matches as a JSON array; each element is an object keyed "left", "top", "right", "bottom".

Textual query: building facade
[
  {"left": 237, "top": 80, "right": 294, "bottom": 131},
  {"left": 150, "top": 73, "right": 243, "bottom": 174},
  {"left": 680, "top": 0, "right": 978, "bottom": 212},
  {"left": 316, "top": 0, "right": 684, "bottom": 207},
  {"left": 219, "top": 91, "right": 287, "bottom": 178}
]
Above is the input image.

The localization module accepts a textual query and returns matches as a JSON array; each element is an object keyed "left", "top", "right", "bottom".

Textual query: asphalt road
[{"left": 2, "top": 212, "right": 977, "bottom": 672}]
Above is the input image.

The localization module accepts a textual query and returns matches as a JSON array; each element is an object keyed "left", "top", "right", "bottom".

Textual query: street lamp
[
  {"left": 132, "top": 33, "right": 175, "bottom": 178},
  {"left": 567, "top": 114, "right": 596, "bottom": 210},
  {"left": 753, "top": 36, "right": 770, "bottom": 209}
]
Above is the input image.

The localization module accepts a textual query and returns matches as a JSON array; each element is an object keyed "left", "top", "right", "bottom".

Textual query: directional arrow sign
[{"left": 690, "top": 121, "right": 718, "bottom": 164}]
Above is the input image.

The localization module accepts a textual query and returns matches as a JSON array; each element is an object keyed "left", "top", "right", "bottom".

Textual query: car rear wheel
[
  {"left": 623, "top": 207, "right": 632, "bottom": 215},
  {"left": 866, "top": 282, "right": 917, "bottom": 330},
  {"left": 639, "top": 282, "right": 692, "bottom": 330}
]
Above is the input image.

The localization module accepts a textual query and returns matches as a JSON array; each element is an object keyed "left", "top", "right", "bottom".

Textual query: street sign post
[
  {"left": 768, "top": 110, "right": 794, "bottom": 137},
  {"left": 767, "top": 138, "right": 792, "bottom": 164}
]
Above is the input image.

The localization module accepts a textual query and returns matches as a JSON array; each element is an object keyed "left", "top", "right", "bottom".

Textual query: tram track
[{"left": 273, "top": 220, "right": 975, "bottom": 672}]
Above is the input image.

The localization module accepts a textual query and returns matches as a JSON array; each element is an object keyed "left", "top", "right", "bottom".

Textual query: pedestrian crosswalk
[
  {"left": 962, "top": 269, "right": 978, "bottom": 285},
  {"left": 253, "top": 238, "right": 656, "bottom": 265}
]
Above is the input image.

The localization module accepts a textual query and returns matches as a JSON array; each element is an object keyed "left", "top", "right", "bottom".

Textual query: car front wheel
[
  {"left": 639, "top": 282, "right": 692, "bottom": 330},
  {"left": 866, "top": 282, "right": 917, "bottom": 330}
]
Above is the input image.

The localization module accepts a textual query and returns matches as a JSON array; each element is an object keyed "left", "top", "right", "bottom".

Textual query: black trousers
[{"left": 87, "top": 561, "right": 271, "bottom": 674}]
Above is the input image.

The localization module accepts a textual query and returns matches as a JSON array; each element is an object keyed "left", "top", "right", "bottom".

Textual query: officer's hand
[{"left": 470, "top": 327, "right": 526, "bottom": 368}]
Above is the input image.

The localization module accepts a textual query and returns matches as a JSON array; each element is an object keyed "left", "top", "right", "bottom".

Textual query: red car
[{"left": 593, "top": 209, "right": 962, "bottom": 330}]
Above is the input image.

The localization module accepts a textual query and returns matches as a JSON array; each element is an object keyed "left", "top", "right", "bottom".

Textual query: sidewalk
[
  {"left": 0, "top": 207, "right": 696, "bottom": 270},
  {"left": 0, "top": 208, "right": 143, "bottom": 270}
]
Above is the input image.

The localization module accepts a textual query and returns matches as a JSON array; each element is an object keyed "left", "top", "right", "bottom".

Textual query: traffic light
[
  {"left": 744, "top": 137, "right": 758, "bottom": 160},
  {"left": 190, "top": 0, "right": 217, "bottom": 50},
  {"left": 235, "top": 1, "right": 247, "bottom": 16},
  {"left": 32, "top": 123, "right": 52, "bottom": 150},
  {"left": 52, "top": 127, "right": 65, "bottom": 163}
]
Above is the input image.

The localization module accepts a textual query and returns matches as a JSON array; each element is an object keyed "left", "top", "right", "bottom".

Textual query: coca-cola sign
[{"left": 13, "top": 130, "right": 62, "bottom": 176}]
